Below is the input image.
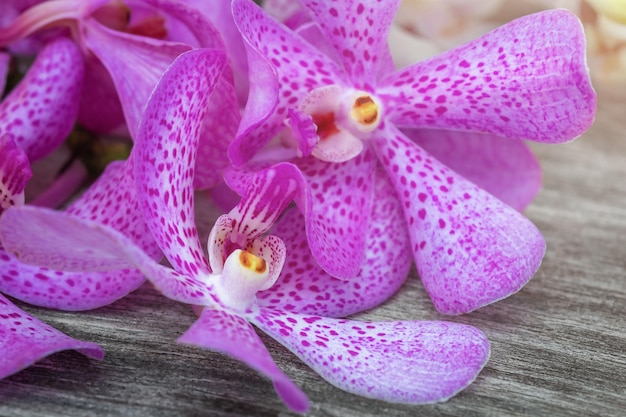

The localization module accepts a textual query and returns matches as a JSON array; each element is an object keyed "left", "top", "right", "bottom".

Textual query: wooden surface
[{"left": 1, "top": 85, "right": 626, "bottom": 417}]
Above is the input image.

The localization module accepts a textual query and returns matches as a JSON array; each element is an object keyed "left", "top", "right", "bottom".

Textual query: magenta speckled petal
[
  {"left": 253, "top": 308, "right": 490, "bottom": 404},
  {"left": 406, "top": 129, "right": 542, "bottom": 211},
  {"left": 68, "top": 159, "right": 161, "bottom": 258},
  {"left": 0, "top": 205, "right": 211, "bottom": 306},
  {"left": 226, "top": 163, "right": 305, "bottom": 238},
  {"left": 0, "top": 293, "right": 103, "bottom": 379},
  {"left": 194, "top": 76, "right": 240, "bottom": 190},
  {"left": 258, "top": 171, "right": 411, "bottom": 317},
  {"left": 379, "top": 10, "right": 596, "bottom": 143},
  {"left": 0, "top": 248, "right": 145, "bottom": 311},
  {"left": 83, "top": 20, "right": 192, "bottom": 139},
  {"left": 230, "top": 0, "right": 347, "bottom": 166},
  {"left": 0, "top": 136, "right": 31, "bottom": 212},
  {"left": 374, "top": 126, "right": 545, "bottom": 315},
  {"left": 0, "top": 206, "right": 140, "bottom": 272},
  {"left": 0, "top": 36, "right": 83, "bottom": 161},
  {"left": 179, "top": 307, "right": 309, "bottom": 413},
  {"left": 297, "top": 148, "right": 377, "bottom": 279},
  {"left": 135, "top": 48, "right": 227, "bottom": 276},
  {"left": 300, "top": 0, "right": 399, "bottom": 85}
]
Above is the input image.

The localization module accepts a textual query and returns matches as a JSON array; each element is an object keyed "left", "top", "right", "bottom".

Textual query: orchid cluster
[{"left": 0, "top": 0, "right": 596, "bottom": 413}]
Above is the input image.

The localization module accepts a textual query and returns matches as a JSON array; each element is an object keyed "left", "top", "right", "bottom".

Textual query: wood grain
[{"left": 1, "top": 85, "right": 625, "bottom": 417}]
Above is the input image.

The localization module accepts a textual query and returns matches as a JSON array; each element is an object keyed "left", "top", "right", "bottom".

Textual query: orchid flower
[
  {"left": 0, "top": 0, "right": 225, "bottom": 137},
  {"left": 0, "top": 49, "right": 490, "bottom": 411},
  {"left": 229, "top": 0, "right": 596, "bottom": 314}
]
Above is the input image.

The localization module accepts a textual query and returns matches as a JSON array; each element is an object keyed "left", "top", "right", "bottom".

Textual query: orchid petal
[
  {"left": 77, "top": 55, "right": 126, "bottom": 134},
  {"left": 230, "top": 0, "right": 346, "bottom": 166},
  {"left": 0, "top": 158, "right": 163, "bottom": 311},
  {"left": 0, "top": 249, "right": 144, "bottom": 311},
  {"left": 0, "top": 136, "right": 31, "bottom": 213},
  {"left": 299, "top": 0, "right": 399, "bottom": 85},
  {"left": 374, "top": 126, "right": 545, "bottom": 315},
  {"left": 179, "top": 307, "right": 309, "bottom": 413},
  {"left": 140, "top": 0, "right": 224, "bottom": 49},
  {"left": 82, "top": 19, "right": 192, "bottom": 139},
  {"left": 253, "top": 308, "right": 490, "bottom": 404},
  {"left": 223, "top": 163, "right": 306, "bottom": 239},
  {"left": 379, "top": 10, "right": 596, "bottom": 143},
  {"left": 183, "top": 0, "right": 250, "bottom": 103},
  {"left": 0, "top": 36, "right": 83, "bottom": 161},
  {"left": 258, "top": 171, "right": 412, "bottom": 317},
  {"left": 0, "top": 205, "right": 211, "bottom": 307},
  {"left": 297, "top": 149, "right": 377, "bottom": 279},
  {"left": 194, "top": 75, "right": 240, "bottom": 190},
  {"left": 67, "top": 159, "right": 161, "bottom": 259},
  {"left": 135, "top": 48, "right": 227, "bottom": 276},
  {"left": 0, "top": 293, "right": 103, "bottom": 379},
  {"left": 406, "top": 128, "right": 542, "bottom": 211}
]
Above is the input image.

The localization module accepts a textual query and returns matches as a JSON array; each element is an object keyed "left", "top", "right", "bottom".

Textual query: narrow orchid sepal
[
  {"left": 178, "top": 307, "right": 310, "bottom": 413},
  {"left": 135, "top": 48, "right": 228, "bottom": 277},
  {"left": 0, "top": 293, "right": 104, "bottom": 379}
]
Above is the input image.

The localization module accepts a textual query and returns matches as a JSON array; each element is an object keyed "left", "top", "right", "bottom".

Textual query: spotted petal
[
  {"left": 230, "top": 0, "right": 347, "bottom": 166},
  {"left": 0, "top": 36, "right": 83, "bottom": 161},
  {"left": 252, "top": 308, "right": 490, "bottom": 404},
  {"left": 300, "top": 0, "right": 399, "bottom": 85},
  {"left": 135, "top": 48, "right": 227, "bottom": 277},
  {"left": 83, "top": 20, "right": 192, "bottom": 140},
  {"left": 378, "top": 10, "right": 596, "bottom": 143},
  {"left": 0, "top": 293, "right": 103, "bottom": 379},
  {"left": 179, "top": 307, "right": 309, "bottom": 413},
  {"left": 259, "top": 169, "right": 411, "bottom": 317},
  {"left": 406, "top": 128, "right": 542, "bottom": 211},
  {"left": 374, "top": 125, "right": 545, "bottom": 315}
]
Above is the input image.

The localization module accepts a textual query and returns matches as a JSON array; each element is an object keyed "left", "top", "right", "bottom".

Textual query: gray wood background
[{"left": 1, "top": 84, "right": 625, "bottom": 417}]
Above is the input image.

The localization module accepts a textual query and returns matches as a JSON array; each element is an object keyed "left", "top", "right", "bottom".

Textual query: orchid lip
[{"left": 214, "top": 249, "right": 273, "bottom": 313}]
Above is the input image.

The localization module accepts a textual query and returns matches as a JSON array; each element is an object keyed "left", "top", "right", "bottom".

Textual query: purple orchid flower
[
  {"left": 228, "top": 0, "right": 596, "bottom": 314},
  {"left": 0, "top": 48, "right": 490, "bottom": 411}
]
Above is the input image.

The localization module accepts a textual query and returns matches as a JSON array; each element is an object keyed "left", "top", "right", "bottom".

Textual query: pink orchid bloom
[
  {"left": 229, "top": 0, "right": 596, "bottom": 314},
  {"left": 0, "top": 48, "right": 490, "bottom": 412},
  {"left": 0, "top": 0, "right": 225, "bottom": 137}
]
